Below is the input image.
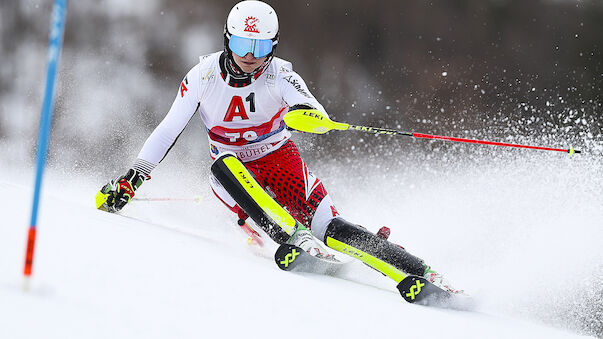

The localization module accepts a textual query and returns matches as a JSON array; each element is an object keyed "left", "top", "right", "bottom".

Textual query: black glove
[
  {"left": 288, "top": 103, "right": 316, "bottom": 111},
  {"left": 95, "top": 168, "right": 148, "bottom": 213}
]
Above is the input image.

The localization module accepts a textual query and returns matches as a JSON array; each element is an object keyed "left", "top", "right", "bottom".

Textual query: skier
[{"left": 96, "top": 0, "right": 461, "bottom": 295}]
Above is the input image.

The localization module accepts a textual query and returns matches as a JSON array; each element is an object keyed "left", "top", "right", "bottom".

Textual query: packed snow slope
[{"left": 0, "top": 152, "right": 600, "bottom": 339}]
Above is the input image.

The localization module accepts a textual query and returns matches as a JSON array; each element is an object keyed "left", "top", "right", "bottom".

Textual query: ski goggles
[{"left": 228, "top": 35, "right": 274, "bottom": 58}]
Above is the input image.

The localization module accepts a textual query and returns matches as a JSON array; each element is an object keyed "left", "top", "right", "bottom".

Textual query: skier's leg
[
  {"left": 211, "top": 151, "right": 298, "bottom": 243},
  {"left": 210, "top": 141, "right": 326, "bottom": 228},
  {"left": 211, "top": 151, "right": 335, "bottom": 255},
  {"left": 243, "top": 144, "right": 432, "bottom": 275},
  {"left": 311, "top": 213, "right": 462, "bottom": 293},
  {"left": 324, "top": 217, "right": 426, "bottom": 280},
  {"left": 243, "top": 140, "right": 330, "bottom": 229},
  {"left": 211, "top": 152, "right": 461, "bottom": 293}
]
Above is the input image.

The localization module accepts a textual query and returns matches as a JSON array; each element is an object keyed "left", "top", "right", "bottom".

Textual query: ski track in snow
[{"left": 0, "top": 157, "right": 600, "bottom": 338}]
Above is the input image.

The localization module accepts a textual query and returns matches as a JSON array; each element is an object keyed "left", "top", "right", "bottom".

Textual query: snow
[{"left": 0, "top": 162, "right": 598, "bottom": 339}]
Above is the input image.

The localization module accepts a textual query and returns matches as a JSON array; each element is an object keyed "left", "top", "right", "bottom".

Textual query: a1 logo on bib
[{"left": 224, "top": 93, "right": 256, "bottom": 122}]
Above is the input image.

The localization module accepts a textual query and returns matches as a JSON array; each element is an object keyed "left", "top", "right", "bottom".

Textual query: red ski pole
[{"left": 284, "top": 109, "right": 582, "bottom": 155}]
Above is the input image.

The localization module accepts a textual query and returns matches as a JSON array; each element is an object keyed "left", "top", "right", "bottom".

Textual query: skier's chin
[{"left": 239, "top": 62, "right": 261, "bottom": 73}]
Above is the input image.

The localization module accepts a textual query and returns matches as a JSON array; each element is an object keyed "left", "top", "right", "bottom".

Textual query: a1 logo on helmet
[{"left": 244, "top": 17, "right": 260, "bottom": 33}]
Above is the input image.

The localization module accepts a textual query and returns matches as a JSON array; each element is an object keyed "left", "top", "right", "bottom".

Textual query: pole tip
[
  {"left": 23, "top": 276, "right": 31, "bottom": 292},
  {"left": 568, "top": 147, "right": 582, "bottom": 156}
]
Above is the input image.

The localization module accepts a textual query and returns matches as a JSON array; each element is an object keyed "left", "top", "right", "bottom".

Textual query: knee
[{"left": 310, "top": 194, "right": 340, "bottom": 241}]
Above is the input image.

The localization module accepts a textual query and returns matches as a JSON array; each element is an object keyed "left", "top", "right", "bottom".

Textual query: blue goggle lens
[{"left": 229, "top": 35, "right": 273, "bottom": 58}]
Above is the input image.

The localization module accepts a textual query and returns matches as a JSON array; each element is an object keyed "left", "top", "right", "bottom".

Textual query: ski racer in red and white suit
[
  {"left": 97, "top": 0, "right": 462, "bottom": 295},
  {"left": 132, "top": 51, "right": 338, "bottom": 240}
]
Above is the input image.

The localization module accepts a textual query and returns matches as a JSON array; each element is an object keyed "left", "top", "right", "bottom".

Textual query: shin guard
[
  {"left": 324, "top": 218, "right": 427, "bottom": 283},
  {"left": 210, "top": 152, "right": 300, "bottom": 244}
]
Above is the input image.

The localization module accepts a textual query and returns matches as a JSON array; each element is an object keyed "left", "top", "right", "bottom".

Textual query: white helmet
[{"left": 224, "top": 1, "right": 279, "bottom": 59}]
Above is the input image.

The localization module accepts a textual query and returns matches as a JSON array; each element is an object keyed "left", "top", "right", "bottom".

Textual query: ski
[
  {"left": 397, "top": 275, "right": 451, "bottom": 304},
  {"left": 276, "top": 244, "right": 471, "bottom": 308},
  {"left": 274, "top": 244, "right": 347, "bottom": 276},
  {"left": 397, "top": 275, "right": 474, "bottom": 309}
]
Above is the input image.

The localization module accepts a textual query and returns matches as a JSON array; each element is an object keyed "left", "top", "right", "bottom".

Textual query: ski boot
[
  {"left": 287, "top": 227, "right": 333, "bottom": 259},
  {"left": 423, "top": 266, "right": 464, "bottom": 294}
]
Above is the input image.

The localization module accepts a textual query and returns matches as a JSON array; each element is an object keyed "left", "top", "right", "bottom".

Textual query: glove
[{"left": 95, "top": 168, "right": 148, "bottom": 213}]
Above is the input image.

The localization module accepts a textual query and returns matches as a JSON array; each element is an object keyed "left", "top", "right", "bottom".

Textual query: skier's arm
[
  {"left": 278, "top": 70, "right": 328, "bottom": 115},
  {"left": 135, "top": 64, "right": 202, "bottom": 174},
  {"left": 96, "top": 64, "right": 201, "bottom": 213}
]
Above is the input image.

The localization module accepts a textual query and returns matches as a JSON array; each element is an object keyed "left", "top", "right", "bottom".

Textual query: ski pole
[
  {"left": 132, "top": 196, "right": 203, "bottom": 204},
  {"left": 131, "top": 197, "right": 263, "bottom": 246},
  {"left": 284, "top": 109, "right": 581, "bottom": 155}
]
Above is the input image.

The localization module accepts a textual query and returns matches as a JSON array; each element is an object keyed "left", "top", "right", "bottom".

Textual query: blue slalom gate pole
[{"left": 24, "top": 0, "right": 68, "bottom": 278}]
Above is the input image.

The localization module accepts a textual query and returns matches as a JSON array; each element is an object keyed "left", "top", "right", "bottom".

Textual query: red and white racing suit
[{"left": 134, "top": 52, "right": 338, "bottom": 240}]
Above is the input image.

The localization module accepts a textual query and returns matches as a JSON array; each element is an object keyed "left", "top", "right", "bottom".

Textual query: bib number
[{"left": 224, "top": 130, "right": 259, "bottom": 142}]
